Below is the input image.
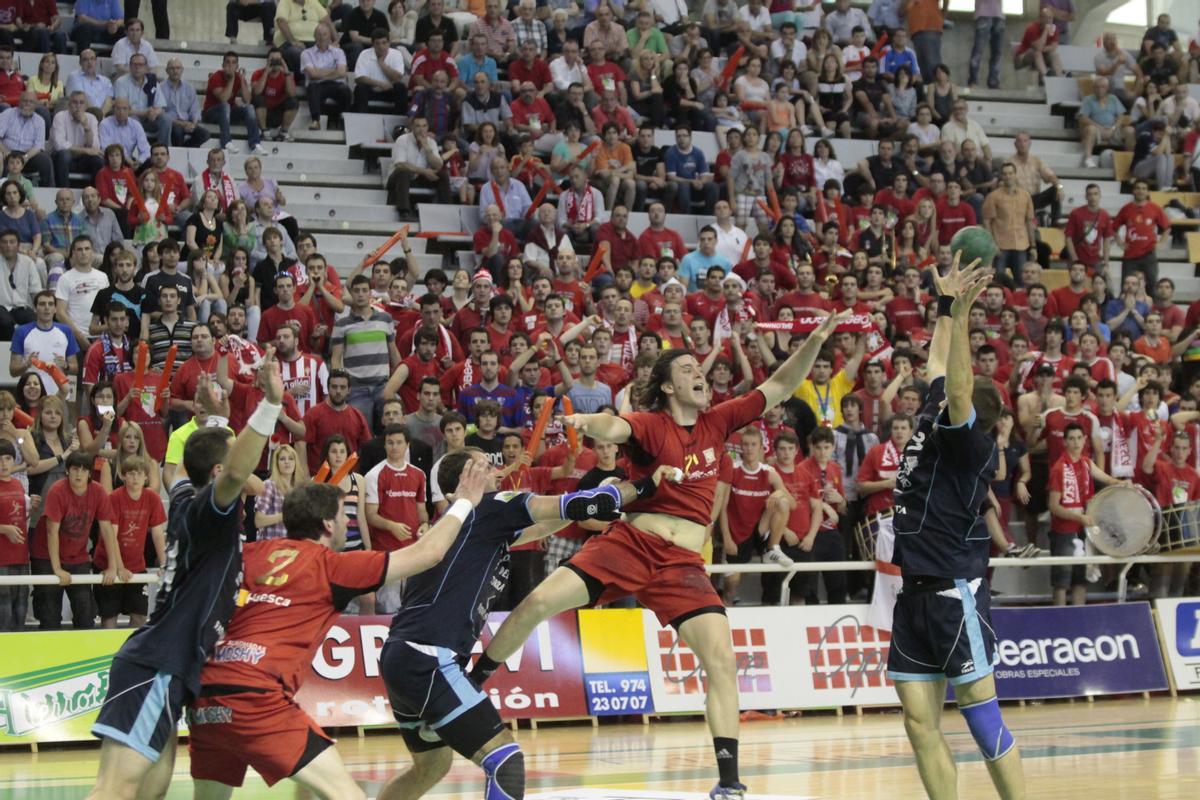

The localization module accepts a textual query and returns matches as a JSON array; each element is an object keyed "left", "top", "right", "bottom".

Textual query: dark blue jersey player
[
  {"left": 886, "top": 259, "right": 1027, "bottom": 800},
  {"left": 86, "top": 361, "right": 287, "bottom": 800},
  {"left": 375, "top": 447, "right": 664, "bottom": 800}
]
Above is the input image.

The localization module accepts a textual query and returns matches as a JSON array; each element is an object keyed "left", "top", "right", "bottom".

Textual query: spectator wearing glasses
[
  {"left": 65, "top": 49, "right": 113, "bottom": 119},
  {"left": 0, "top": 91, "right": 53, "bottom": 188},
  {"left": 112, "top": 54, "right": 169, "bottom": 146},
  {"left": 110, "top": 18, "right": 159, "bottom": 77}
]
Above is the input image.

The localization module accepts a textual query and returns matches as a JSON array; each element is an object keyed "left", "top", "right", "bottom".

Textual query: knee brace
[
  {"left": 560, "top": 484, "right": 622, "bottom": 522},
  {"left": 482, "top": 742, "right": 525, "bottom": 800},
  {"left": 959, "top": 697, "right": 1015, "bottom": 761}
]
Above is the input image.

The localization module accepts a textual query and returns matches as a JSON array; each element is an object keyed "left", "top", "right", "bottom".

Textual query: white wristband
[
  {"left": 247, "top": 400, "right": 283, "bottom": 437},
  {"left": 446, "top": 498, "right": 473, "bottom": 524}
]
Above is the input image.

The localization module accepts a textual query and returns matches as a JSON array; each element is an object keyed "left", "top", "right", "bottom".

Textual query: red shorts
[
  {"left": 187, "top": 689, "right": 332, "bottom": 787},
  {"left": 565, "top": 520, "right": 724, "bottom": 627}
]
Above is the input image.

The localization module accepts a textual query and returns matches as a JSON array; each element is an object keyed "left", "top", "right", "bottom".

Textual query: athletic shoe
[
  {"left": 224, "top": 142, "right": 240, "bottom": 154},
  {"left": 709, "top": 781, "right": 747, "bottom": 800},
  {"left": 820, "top": 127, "right": 835, "bottom": 138},
  {"left": 1005, "top": 542, "right": 1043, "bottom": 558},
  {"left": 282, "top": 131, "right": 295, "bottom": 142},
  {"left": 250, "top": 143, "right": 269, "bottom": 155},
  {"left": 800, "top": 125, "right": 814, "bottom": 136},
  {"left": 1084, "top": 156, "right": 1098, "bottom": 168},
  {"left": 764, "top": 545, "right": 794, "bottom": 568}
]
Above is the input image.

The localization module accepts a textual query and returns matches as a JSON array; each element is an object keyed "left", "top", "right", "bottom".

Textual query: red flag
[
  {"left": 718, "top": 46, "right": 745, "bottom": 91},
  {"left": 869, "top": 32, "right": 889, "bottom": 60}
]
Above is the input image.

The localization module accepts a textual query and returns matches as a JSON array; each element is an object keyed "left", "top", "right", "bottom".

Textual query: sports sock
[
  {"left": 471, "top": 651, "right": 502, "bottom": 683},
  {"left": 713, "top": 737, "right": 739, "bottom": 786}
]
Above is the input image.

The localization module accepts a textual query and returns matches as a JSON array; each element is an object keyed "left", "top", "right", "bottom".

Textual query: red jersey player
[
  {"left": 719, "top": 428, "right": 792, "bottom": 603},
  {"left": 472, "top": 311, "right": 850, "bottom": 799},
  {"left": 1048, "top": 423, "right": 1121, "bottom": 606},
  {"left": 187, "top": 463, "right": 491, "bottom": 798}
]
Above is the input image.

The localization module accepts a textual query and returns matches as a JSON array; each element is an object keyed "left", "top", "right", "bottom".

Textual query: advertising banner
[
  {"left": 991, "top": 603, "right": 1168, "bottom": 699},
  {"left": 0, "top": 630, "right": 132, "bottom": 745},
  {"left": 578, "top": 608, "right": 655, "bottom": 716},
  {"left": 1152, "top": 598, "right": 1200, "bottom": 692},
  {"left": 297, "top": 612, "right": 588, "bottom": 728},
  {"left": 643, "top": 605, "right": 900, "bottom": 712}
]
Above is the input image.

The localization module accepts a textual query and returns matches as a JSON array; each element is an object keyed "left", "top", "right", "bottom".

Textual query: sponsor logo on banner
[
  {"left": 1153, "top": 598, "right": 1200, "bottom": 690},
  {"left": 0, "top": 630, "right": 133, "bottom": 744},
  {"left": 990, "top": 603, "right": 1167, "bottom": 699},
  {"left": 578, "top": 609, "right": 655, "bottom": 715},
  {"left": 296, "top": 613, "right": 588, "bottom": 727},
  {"left": 806, "top": 614, "right": 892, "bottom": 693}
]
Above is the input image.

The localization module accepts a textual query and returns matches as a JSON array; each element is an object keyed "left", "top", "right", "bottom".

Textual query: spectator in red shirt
[
  {"left": 1152, "top": 277, "right": 1185, "bottom": 340},
  {"left": 473, "top": 203, "right": 520, "bottom": 273},
  {"left": 1114, "top": 178, "right": 1169, "bottom": 287},
  {"left": 93, "top": 454, "right": 165, "bottom": 628},
  {"left": 1014, "top": 6, "right": 1064, "bottom": 80},
  {"left": 300, "top": 369, "right": 371, "bottom": 474},
  {"left": 251, "top": 48, "right": 300, "bottom": 140},
  {"left": 1133, "top": 311, "right": 1172, "bottom": 362},
  {"left": 637, "top": 201, "right": 686, "bottom": 262},
  {"left": 1048, "top": 422, "right": 1119, "bottom": 605},
  {"left": 593, "top": 203, "right": 639, "bottom": 273},
  {"left": 1050, "top": 261, "right": 1091, "bottom": 320},
  {"left": 1063, "top": 184, "right": 1113, "bottom": 271},
  {"left": 258, "top": 273, "right": 317, "bottom": 352},
  {"left": 1141, "top": 427, "right": 1200, "bottom": 595},
  {"left": 796, "top": 427, "right": 848, "bottom": 604},
  {"left": 872, "top": 172, "right": 914, "bottom": 226},
  {"left": 0, "top": 45, "right": 24, "bottom": 107},
  {"left": 203, "top": 51, "right": 266, "bottom": 154},
  {"left": 936, "top": 179, "right": 976, "bottom": 244},
  {"left": 507, "top": 39, "right": 552, "bottom": 93},
  {"left": 169, "top": 322, "right": 220, "bottom": 418}
]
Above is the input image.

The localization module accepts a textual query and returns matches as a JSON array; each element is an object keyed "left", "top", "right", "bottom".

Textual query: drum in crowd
[{"left": 1085, "top": 484, "right": 1162, "bottom": 557}]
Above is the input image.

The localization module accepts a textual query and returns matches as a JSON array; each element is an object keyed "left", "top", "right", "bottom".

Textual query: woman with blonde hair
[
  {"left": 254, "top": 444, "right": 306, "bottom": 540},
  {"left": 21, "top": 395, "right": 76, "bottom": 530},
  {"left": 101, "top": 421, "right": 162, "bottom": 493}
]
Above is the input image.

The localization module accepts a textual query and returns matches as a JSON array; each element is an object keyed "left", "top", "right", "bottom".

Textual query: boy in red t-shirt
[
  {"left": 0, "top": 440, "right": 31, "bottom": 630},
  {"left": 719, "top": 428, "right": 792, "bottom": 602},
  {"left": 31, "top": 451, "right": 117, "bottom": 630},
  {"left": 796, "top": 427, "right": 848, "bottom": 604},
  {"left": 93, "top": 455, "right": 166, "bottom": 629},
  {"left": 364, "top": 425, "right": 429, "bottom": 612},
  {"left": 1047, "top": 423, "right": 1120, "bottom": 606}
]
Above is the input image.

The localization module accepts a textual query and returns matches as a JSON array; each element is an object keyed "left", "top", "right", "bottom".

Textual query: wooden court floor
[{"left": 1, "top": 697, "right": 1197, "bottom": 799}]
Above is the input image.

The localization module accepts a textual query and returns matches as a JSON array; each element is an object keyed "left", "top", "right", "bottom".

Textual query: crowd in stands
[{"left": 0, "top": 0, "right": 1199, "bottom": 630}]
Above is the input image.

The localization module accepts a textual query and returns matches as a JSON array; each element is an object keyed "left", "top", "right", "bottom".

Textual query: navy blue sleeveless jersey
[
  {"left": 387, "top": 491, "right": 535, "bottom": 659},
  {"left": 891, "top": 377, "right": 999, "bottom": 580},
  {"left": 117, "top": 481, "right": 245, "bottom": 697}
]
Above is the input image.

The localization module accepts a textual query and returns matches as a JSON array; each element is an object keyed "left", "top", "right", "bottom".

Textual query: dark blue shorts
[
  {"left": 92, "top": 657, "right": 187, "bottom": 762},
  {"left": 379, "top": 639, "right": 503, "bottom": 759},
  {"left": 886, "top": 576, "right": 997, "bottom": 686}
]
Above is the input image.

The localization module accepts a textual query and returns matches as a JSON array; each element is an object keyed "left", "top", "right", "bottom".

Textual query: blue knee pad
[
  {"left": 560, "top": 484, "right": 622, "bottom": 522},
  {"left": 482, "top": 742, "right": 525, "bottom": 800},
  {"left": 959, "top": 697, "right": 1015, "bottom": 761}
]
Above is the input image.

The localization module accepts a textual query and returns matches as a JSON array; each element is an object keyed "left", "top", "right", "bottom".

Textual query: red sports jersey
[
  {"left": 1025, "top": 354, "right": 1075, "bottom": 391},
  {"left": 687, "top": 292, "right": 725, "bottom": 323},
  {"left": 93, "top": 486, "right": 166, "bottom": 573},
  {"left": 935, "top": 198, "right": 976, "bottom": 244},
  {"left": 201, "top": 538, "right": 387, "bottom": 693},
  {"left": 886, "top": 296, "right": 924, "bottom": 335},
  {"left": 773, "top": 462, "right": 813, "bottom": 539},
  {"left": 1080, "top": 356, "right": 1115, "bottom": 385},
  {"left": 1114, "top": 201, "right": 1168, "bottom": 260},
  {"left": 364, "top": 461, "right": 427, "bottom": 552},
  {"left": 725, "top": 462, "right": 774, "bottom": 544},
  {"left": 258, "top": 304, "right": 317, "bottom": 353},
  {"left": 31, "top": 480, "right": 113, "bottom": 565},
  {"left": 0, "top": 478, "right": 28, "bottom": 567},
  {"left": 278, "top": 353, "right": 329, "bottom": 417},
  {"left": 1050, "top": 285, "right": 1088, "bottom": 319},
  {"left": 857, "top": 440, "right": 902, "bottom": 516},
  {"left": 772, "top": 290, "right": 832, "bottom": 319},
  {"left": 621, "top": 390, "right": 767, "bottom": 525},
  {"left": 1048, "top": 454, "right": 1093, "bottom": 534},
  {"left": 1146, "top": 458, "right": 1200, "bottom": 509},
  {"left": 1041, "top": 407, "right": 1099, "bottom": 467},
  {"left": 798, "top": 457, "right": 844, "bottom": 531}
]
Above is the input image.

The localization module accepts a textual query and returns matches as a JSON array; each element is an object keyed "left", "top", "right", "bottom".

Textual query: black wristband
[
  {"left": 632, "top": 476, "right": 658, "bottom": 499},
  {"left": 937, "top": 295, "right": 954, "bottom": 317}
]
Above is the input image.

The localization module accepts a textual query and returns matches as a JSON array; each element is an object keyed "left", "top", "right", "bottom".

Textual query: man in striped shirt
[
  {"left": 331, "top": 274, "right": 400, "bottom": 430},
  {"left": 276, "top": 324, "right": 328, "bottom": 417}
]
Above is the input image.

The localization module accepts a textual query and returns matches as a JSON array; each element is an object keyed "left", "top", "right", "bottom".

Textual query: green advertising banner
[{"left": 0, "top": 630, "right": 130, "bottom": 745}]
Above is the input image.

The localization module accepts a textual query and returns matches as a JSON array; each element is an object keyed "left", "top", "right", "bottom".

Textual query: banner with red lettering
[
  {"left": 296, "top": 612, "right": 588, "bottom": 727},
  {"left": 755, "top": 313, "right": 876, "bottom": 334}
]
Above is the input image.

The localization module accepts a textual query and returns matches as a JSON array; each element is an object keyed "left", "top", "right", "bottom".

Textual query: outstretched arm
[
  {"left": 944, "top": 258, "right": 989, "bottom": 426},
  {"left": 757, "top": 310, "right": 849, "bottom": 410},
  {"left": 563, "top": 412, "right": 633, "bottom": 443},
  {"left": 522, "top": 466, "right": 675, "bottom": 525},
  {"left": 384, "top": 458, "right": 490, "bottom": 582},
  {"left": 213, "top": 349, "right": 283, "bottom": 509}
]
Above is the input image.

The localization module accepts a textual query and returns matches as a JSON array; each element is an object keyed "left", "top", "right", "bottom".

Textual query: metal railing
[{"left": 3, "top": 555, "right": 1198, "bottom": 607}]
